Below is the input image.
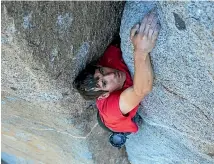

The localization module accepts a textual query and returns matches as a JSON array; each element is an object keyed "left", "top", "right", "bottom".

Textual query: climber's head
[{"left": 73, "top": 64, "right": 126, "bottom": 100}]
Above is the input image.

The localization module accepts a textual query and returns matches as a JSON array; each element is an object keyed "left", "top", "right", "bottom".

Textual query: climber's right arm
[{"left": 119, "top": 11, "right": 161, "bottom": 115}]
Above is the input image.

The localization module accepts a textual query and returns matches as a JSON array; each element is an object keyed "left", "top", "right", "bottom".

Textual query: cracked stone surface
[
  {"left": 2, "top": 1, "right": 214, "bottom": 164},
  {"left": 1, "top": 2, "right": 130, "bottom": 164},
  {"left": 120, "top": 1, "right": 214, "bottom": 164}
]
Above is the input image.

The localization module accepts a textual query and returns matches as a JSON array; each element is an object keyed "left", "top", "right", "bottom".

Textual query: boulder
[
  {"left": 1, "top": 2, "right": 129, "bottom": 164},
  {"left": 120, "top": 1, "right": 214, "bottom": 164}
]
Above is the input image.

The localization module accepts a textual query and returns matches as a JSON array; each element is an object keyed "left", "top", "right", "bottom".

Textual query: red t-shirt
[{"left": 96, "top": 45, "right": 139, "bottom": 133}]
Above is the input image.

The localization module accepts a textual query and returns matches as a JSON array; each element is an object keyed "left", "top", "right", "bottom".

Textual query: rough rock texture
[
  {"left": 2, "top": 1, "right": 214, "bottom": 164},
  {"left": 2, "top": 2, "right": 130, "bottom": 164},
  {"left": 120, "top": 1, "right": 214, "bottom": 164}
]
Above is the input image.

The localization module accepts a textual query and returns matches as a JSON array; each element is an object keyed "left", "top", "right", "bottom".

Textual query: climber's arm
[{"left": 120, "top": 11, "right": 161, "bottom": 115}]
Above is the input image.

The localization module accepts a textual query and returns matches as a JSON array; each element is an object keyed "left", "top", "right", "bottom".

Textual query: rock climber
[{"left": 73, "top": 11, "right": 160, "bottom": 147}]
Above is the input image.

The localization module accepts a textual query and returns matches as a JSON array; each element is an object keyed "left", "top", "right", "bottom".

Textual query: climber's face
[{"left": 94, "top": 66, "right": 126, "bottom": 93}]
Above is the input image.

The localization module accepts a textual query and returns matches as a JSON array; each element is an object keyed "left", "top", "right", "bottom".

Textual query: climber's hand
[{"left": 130, "top": 10, "right": 161, "bottom": 54}]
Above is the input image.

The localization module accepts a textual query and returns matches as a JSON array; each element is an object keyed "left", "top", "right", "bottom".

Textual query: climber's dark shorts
[
  {"left": 96, "top": 111, "right": 143, "bottom": 148},
  {"left": 96, "top": 111, "right": 113, "bottom": 132}
]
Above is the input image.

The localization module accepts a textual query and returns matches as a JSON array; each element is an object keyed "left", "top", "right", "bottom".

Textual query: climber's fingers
[
  {"left": 148, "top": 16, "right": 158, "bottom": 39},
  {"left": 130, "top": 23, "right": 140, "bottom": 41},
  {"left": 139, "top": 14, "right": 148, "bottom": 35},
  {"left": 143, "top": 12, "right": 156, "bottom": 37},
  {"left": 152, "top": 23, "right": 161, "bottom": 42}
]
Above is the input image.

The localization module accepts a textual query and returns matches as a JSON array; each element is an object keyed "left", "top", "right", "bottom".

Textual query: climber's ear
[{"left": 97, "top": 92, "right": 110, "bottom": 100}]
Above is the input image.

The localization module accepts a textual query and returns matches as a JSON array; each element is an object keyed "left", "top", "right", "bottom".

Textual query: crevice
[
  {"left": 30, "top": 123, "right": 98, "bottom": 139},
  {"left": 160, "top": 83, "right": 187, "bottom": 101},
  {"left": 143, "top": 118, "right": 214, "bottom": 145},
  {"left": 2, "top": 114, "right": 98, "bottom": 139},
  {"left": 207, "top": 70, "right": 214, "bottom": 81},
  {"left": 160, "top": 83, "right": 211, "bottom": 121},
  {"left": 191, "top": 103, "right": 210, "bottom": 121}
]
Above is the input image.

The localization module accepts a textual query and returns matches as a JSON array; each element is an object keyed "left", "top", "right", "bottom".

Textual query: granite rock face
[
  {"left": 1, "top": 2, "right": 130, "bottom": 164},
  {"left": 2, "top": 1, "right": 214, "bottom": 164},
  {"left": 120, "top": 1, "right": 214, "bottom": 164}
]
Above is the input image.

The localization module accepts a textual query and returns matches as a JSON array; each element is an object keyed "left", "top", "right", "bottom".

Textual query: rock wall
[
  {"left": 2, "top": 1, "right": 214, "bottom": 164},
  {"left": 120, "top": 1, "right": 214, "bottom": 164},
  {"left": 1, "top": 2, "right": 130, "bottom": 164}
]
